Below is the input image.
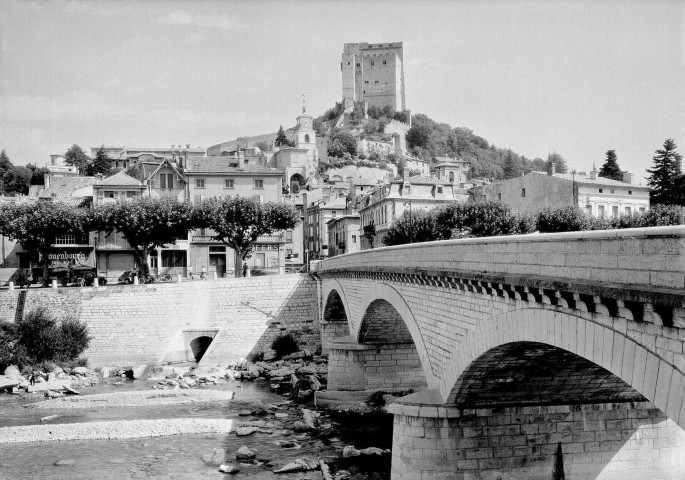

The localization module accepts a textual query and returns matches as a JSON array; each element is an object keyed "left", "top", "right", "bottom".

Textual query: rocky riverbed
[{"left": 0, "top": 353, "right": 397, "bottom": 480}]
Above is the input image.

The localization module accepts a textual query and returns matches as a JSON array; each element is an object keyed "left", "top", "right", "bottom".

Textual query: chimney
[
  {"left": 549, "top": 161, "right": 556, "bottom": 176},
  {"left": 43, "top": 174, "right": 50, "bottom": 189},
  {"left": 589, "top": 163, "right": 598, "bottom": 180},
  {"left": 238, "top": 150, "right": 245, "bottom": 169},
  {"left": 403, "top": 165, "right": 409, "bottom": 182},
  {"left": 622, "top": 172, "right": 634, "bottom": 184}
]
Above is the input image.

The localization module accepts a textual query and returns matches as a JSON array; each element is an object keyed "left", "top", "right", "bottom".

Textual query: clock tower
[{"left": 295, "top": 98, "right": 317, "bottom": 158}]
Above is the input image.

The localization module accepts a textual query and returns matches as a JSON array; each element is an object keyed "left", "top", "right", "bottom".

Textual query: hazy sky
[{"left": 1, "top": 0, "right": 683, "bottom": 183}]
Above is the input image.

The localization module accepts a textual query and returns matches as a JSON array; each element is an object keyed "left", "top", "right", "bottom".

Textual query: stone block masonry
[
  {"left": 389, "top": 399, "right": 685, "bottom": 480},
  {"left": 0, "top": 275, "right": 319, "bottom": 367}
]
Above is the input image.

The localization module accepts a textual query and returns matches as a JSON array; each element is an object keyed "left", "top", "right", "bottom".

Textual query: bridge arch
[
  {"left": 440, "top": 307, "right": 685, "bottom": 429},
  {"left": 356, "top": 283, "right": 436, "bottom": 387},
  {"left": 321, "top": 280, "right": 353, "bottom": 353}
]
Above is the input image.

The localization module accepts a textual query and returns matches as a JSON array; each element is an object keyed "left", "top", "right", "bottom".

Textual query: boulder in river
[
  {"left": 273, "top": 457, "right": 318, "bottom": 473},
  {"left": 72, "top": 367, "right": 89, "bottom": 375},
  {"left": 235, "top": 446, "right": 256, "bottom": 460},
  {"left": 203, "top": 448, "right": 228, "bottom": 465},
  {"left": 235, "top": 426, "right": 259, "bottom": 436},
  {"left": 2, "top": 365, "right": 20, "bottom": 377},
  {"left": 218, "top": 464, "right": 239, "bottom": 474}
]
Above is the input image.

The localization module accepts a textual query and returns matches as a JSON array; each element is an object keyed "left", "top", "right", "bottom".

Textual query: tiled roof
[
  {"left": 98, "top": 172, "right": 145, "bottom": 186},
  {"left": 434, "top": 156, "right": 468, "bottom": 164},
  {"left": 399, "top": 175, "right": 452, "bottom": 186},
  {"left": 33, "top": 176, "right": 97, "bottom": 198},
  {"left": 530, "top": 171, "right": 650, "bottom": 189},
  {"left": 184, "top": 156, "right": 282, "bottom": 175}
]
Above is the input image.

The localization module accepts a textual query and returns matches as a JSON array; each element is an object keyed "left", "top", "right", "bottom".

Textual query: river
[{"left": 0, "top": 378, "right": 392, "bottom": 480}]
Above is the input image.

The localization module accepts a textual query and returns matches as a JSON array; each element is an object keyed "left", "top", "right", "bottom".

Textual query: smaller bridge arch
[{"left": 321, "top": 281, "right": 352, "bottom": 354}]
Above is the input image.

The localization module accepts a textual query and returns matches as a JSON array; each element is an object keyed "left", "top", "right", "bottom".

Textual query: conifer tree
[
  {"left": 503, "top": 150, "right": 522, "bottom": 179},
  {"left": 275, "top": 126, "right": 289, "bottom": 147},
  {"left": 646, "top": 139, "right": 680, "bottom": 205},
  {"left": 598, "top": 150, "right": 623, "bottom": 180},
  {"left": 92, "top": 146, "right": 112, "bottom": 176}
]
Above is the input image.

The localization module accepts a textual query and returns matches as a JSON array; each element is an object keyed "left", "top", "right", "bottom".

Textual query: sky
[{"left": 1, "top": 0, "right": 683, "bottom": 184}]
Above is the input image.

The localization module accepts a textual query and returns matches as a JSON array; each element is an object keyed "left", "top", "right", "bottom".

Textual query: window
[
  {"left": 598, "top": 188, "right": 603, "bottom": 193},
  {"left": 521, "top": 188, "right": 526, "bottom": 197},
  {"left": 195, "top": 178, "right": 205, "bottom": 188},
  {"left": 285, "top": 230, "right": 293, "bottom": 242},
  {"left": 356, "top": 63, "right": 360, "bottom": 67},
  {"left": 598, "top": 205, "right": 605, "bottom": 216},
  {"left": 628, "top": 190, "right": 632, "bottom": 195},
  {"left": 612, "top": 206, "right": 619, "bottom": 218},
  {"left": 383, "top": 60, "right": 387, "bottom": 65},
  {"left": 352, "top": 235, "right": 357, "bottom": 243},
  {"left": 304, "top": 134, "right": 310, "bottom": 143},
  {"left": 498, "top": 193, "right": 502, "bottom": 201},
  {"left": 254, "top": 195, "right": 264, "bottom": 203},
  {"left": 286, "top": 249, "right": 293, "bottom": 257},
  {"left": 224, "top": 179, "right": 234, "bottom": 189},
  {"left": 437, "top": 186, "right": 443, "bottom": 194},
  {"left": 625, "top": 207, "right": 631, "bottom": 215},
  {"left": 126, "top": 191, "right": 137, "bottom": 198},
  {"left": 194, "top": 194, "right": 206, "bottom": 203},
  {"left": 371, "top": 61, "right": 374, "bottom": 66},
  {"left": 160, "top": 173, "right": 174, "bottom": 189},
  {"left": 586, "top": 205, "right": 592, "bottom": 214},
  {"left": 374, "top": 80, "right": 379, "bottom": 84},
  {"left": 404, "top": 186, "right": 411, "bottom": 195},
  {"left": 364, "top": 80, "right": 369, "bottom": 84},
  {"left": 105, "top": 191, "right": 115, "bottom": 198},
  {"left": 254, "top": 179, "right": 264, "bottom": 189},
  {"left": 332, "top": 211, "right": 337, "bottom": 218},
  {"left": 610, "top": 189, "right": 615, "bottom": 194},
  {"left": 449, "top": 171, "right": 454, "bottom": 183},
  {"left": 639, "top": 207, "right": 646, "bottom": 213},
  {"left": 55, "top": 234, "right": 77, "bottom": 245}
]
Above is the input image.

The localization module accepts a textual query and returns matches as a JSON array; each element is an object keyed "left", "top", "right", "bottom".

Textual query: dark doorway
[{"left": 190, "top": 336, "right": 214, "bottom": 362}]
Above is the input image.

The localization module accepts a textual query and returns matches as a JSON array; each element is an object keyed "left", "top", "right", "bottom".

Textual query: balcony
[{"left": 191, "top": 234, "right": 285, "bottom": 244}]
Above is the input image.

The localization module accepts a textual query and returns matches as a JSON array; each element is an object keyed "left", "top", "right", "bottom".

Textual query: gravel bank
[
  {"left": 26, "top": 389, "right": 233, "bottom": 409},
  {"left": 0, "top": 418, "right": 234, "bottom": 443}
]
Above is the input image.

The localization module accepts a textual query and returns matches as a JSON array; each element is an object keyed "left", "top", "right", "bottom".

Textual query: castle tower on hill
[{"left": 341, "top": 42, "right": 406, "bottom": 112}]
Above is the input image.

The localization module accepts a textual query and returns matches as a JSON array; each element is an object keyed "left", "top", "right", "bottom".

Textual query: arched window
[
  {"left": 304, "top": 134, "right": 310, "bottom": 143},
  {"left": 449, "top": 171, "right": 455, "bottom": 182}
]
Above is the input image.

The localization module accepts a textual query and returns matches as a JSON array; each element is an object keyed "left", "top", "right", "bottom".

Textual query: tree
[
  {"left": 646, "top": 139, "right": 680, "bottom": 205},
  {"left": 3, "top": 166, "right": 32, "bottom": 195},
  {"left": 193, "top": 197, "right": 299, "bottom": 277},
  {"left": 406, "top": 123, "right": 432, "bottom": 150},
  {"left": 530, "top": 157, "right": 547, "bottom": 172},
  {"left": 275, "top": 126, "right": 289, "bottom": 147},
  {"left": 599, "top": 150, "right": 623, "bottom": 181},
  {"left": 124, "top": 163, "right": 145, "bottom": 182},
  {"left": 91, "top": 197, "right": 194, "bottom": 280},
  {"left": 503, "top": 150, "right": 523, "bottom": 179},
  {"left": 0, "top": 150, "right": 12, "bottom": 180},
  {"left": 0, "top": 201, "right": 89, "bottom": 286},
  {"left": 673, "top": 173, "right": 685, "bottom": 206},
  {"left": 64, "top": 145, "right": 92, "bottom": 175},
  {"left": 383, "top": 209, "right": 440, "bottom": 246},
  {"left": 546, "top": 152, "right": 568, "bottom": 174},
  {"left": 329, "top": 130, "right": 357, "bottom": 156},
  {"left": 26, "top": 163, "right": 50, "bottom": 185},
  {"left": 92, "top": 146, "right": 112, "bottom": 176}
]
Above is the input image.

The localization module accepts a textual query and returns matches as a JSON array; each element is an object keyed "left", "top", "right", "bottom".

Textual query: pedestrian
[
  {"left": 200, "top": 266, "right": 206, "bottom": 279},
  {"left": 187, "top": 266, "right": 193, "bottom": 280},
  {"left": 242, "top": 263, "right": 248, "bottom": 277},
  {"left": 29, "top": 371, "right": 36, "bottom": 386}
]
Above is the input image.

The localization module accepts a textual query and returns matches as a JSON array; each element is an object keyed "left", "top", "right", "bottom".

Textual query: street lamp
[{"left": 403, "top": 200, "right": 413, "bottom": 244}]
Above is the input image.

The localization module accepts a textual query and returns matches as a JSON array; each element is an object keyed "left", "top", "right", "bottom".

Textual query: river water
[{"left": 0, "top": 379, "right": 392, "bottom": 480}]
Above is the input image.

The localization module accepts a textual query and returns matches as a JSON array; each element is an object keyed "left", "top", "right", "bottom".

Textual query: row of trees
[
  {"left": 0, "top": 196, "right": 299, "bottom": 285},
  {"left": 63, "top": 145, "right": 112, "bottom": 176},
  {"left": 381, "top": 202, "right": 685, "bottom": 247}
]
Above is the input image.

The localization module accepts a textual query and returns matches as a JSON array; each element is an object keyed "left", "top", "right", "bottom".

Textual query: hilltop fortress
[{"left": 341, "top": 42, "right": 406, "bottom": 112}]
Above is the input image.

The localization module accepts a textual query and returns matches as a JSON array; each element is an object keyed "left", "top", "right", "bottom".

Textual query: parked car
[{"left": 118, "top": 270, "right": 137, "bottom": 284}]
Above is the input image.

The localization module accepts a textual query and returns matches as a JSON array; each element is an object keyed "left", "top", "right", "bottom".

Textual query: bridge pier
[
  {"left": 327, "top": 336, "right": 428, "bottom": 392},
  {"left": 388, "top": 391, "right": 685, "bottom": 480}
]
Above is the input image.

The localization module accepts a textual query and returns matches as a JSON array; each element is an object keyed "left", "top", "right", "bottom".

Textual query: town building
[
  {"left": 144, "top": 159, "right": 188, "bottom": 202},
  {"left": 90, "top": 145, "right": 205, "bottom": 171},
  {"left": 184, "top": 155, "right": 286, "bottom": 276},
  {"left": 302, "top": 190, "right": 349, "bottom": 262},
  {"left": 342, "top": 42, "right": 406, "bottom": 112},
  {"left": 403, "top": 157, "right": 431, "bottom": 177},
  {"left": 46, "top": 155, "right": 79, "bottom": 175},
  {"left": 358, "top": 172, "right": 466, "bottom": 249},
  {"left": 471, "top": 167, "right": 650, "bottom": 217},
  {"left": 433, "top": 157, "right": 470, "bottom": 184},
  {"left": 282, "top": 192, "right": 306, "bottom": 272},
  {"left": 92, "top": 172, "right": 148, "bottom": 281},
  {"left": 326, "top": 214, "right": 361, "bottom": 257}
]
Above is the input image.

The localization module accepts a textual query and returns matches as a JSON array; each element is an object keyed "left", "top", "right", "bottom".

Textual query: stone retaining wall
[{"left": 0, "top": 275, "right": 319, "bottom": 367}]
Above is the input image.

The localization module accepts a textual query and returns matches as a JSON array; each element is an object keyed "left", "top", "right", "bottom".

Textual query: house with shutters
[
  {"left": 145, "top": 158, "right": 187, "bottom": 202},
  {"left": 183, "top": 155, "right": 286, "bottom": 277}
]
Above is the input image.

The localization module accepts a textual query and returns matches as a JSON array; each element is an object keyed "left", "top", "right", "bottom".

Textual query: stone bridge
[{"left": 315, "top": 226, "right": 685, "bottom": 480}]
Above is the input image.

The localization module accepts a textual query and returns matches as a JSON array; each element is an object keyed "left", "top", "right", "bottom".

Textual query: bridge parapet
[{"left": 318, "top": 226, "right": 685, "bottom": 328}]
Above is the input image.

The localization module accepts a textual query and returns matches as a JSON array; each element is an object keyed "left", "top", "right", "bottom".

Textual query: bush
[
  {"left": 246, "top": 351, "right": 265, "bottom": 363},
  {"left": 16, "top": 308, "right": 91, "bottom": 364},
  {"left": 383, "top": 209, "right": 441, "bottom": 246},
  {"left": 434, "top": 201, "right": 530, "bottom": 239},
  {"left": 537, "top": 206, "right": 590, "bottom": 233},
  {"left": 271, "top": 333, "right": 299, "bottom": 358}
]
